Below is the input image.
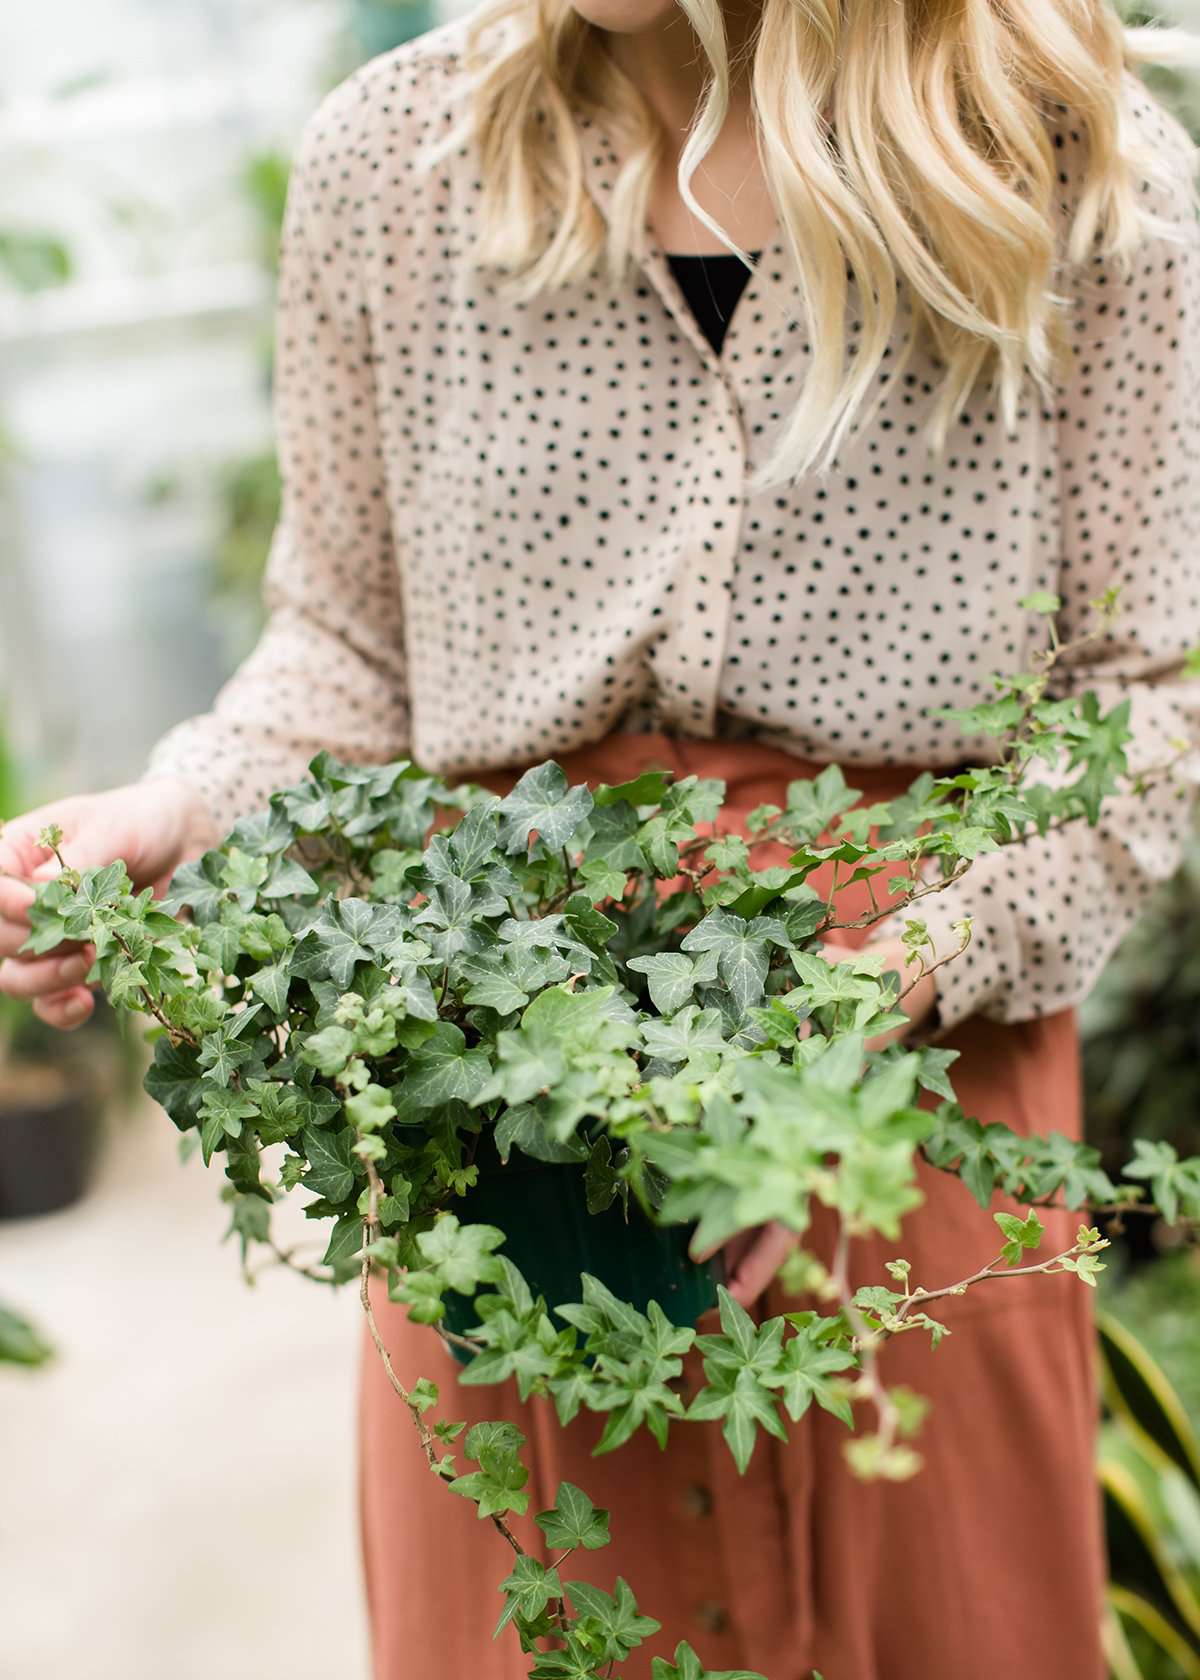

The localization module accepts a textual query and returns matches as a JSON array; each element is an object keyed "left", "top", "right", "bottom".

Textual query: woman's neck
[
  {"left": 603, "top": 1, "right": 760, "bottom": 140},
  {"left": 600, "top": 2, "right": 775, "bottom": 257}
]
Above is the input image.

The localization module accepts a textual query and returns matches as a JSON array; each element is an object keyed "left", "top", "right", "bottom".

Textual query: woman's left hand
[{"left": 691, "top": 936, "right": 940, "bottom": 1309}]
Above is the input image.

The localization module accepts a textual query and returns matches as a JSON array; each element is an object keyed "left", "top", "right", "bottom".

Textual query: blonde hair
[{"left": 426, "top": 0, "right": 1200, "bottom": 490}]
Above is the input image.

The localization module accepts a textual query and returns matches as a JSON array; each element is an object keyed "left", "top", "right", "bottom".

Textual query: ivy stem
[
  {"left": 891, "top": 1236, "right": 1107, "bottom": 1324},
  {"left": 253, "top": 1237, "right": 337, "bottom": 1286},
  {"left": 111, "top": 930, "right": 198, "bottom": 1048},
  {"left": 357, "top": 1147, "right": 526, "bottom": 1556},
  {"left": 832, "top": 1221, "right": 900, "bottom": 1457},
  {"left": 896, "top": 928, "right": 972, "bottom": 1005}
]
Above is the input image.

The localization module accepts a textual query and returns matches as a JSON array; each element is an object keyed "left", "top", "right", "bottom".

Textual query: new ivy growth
[{"left": 15, "top": 592, "right": 1200, "bottom": 1679}]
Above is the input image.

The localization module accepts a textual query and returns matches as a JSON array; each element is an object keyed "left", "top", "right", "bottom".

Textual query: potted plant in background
[
  {"left": 0, "top": 1299, "right": 54, "bottom": 1367},
  {"left": 0, "top": 714, "right": 132, "bottom": 1220}
]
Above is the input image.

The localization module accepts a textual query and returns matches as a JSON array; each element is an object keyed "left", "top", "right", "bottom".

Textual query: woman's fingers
[
  {"left": 724, "top": 1223, "right": 799, "bottom": 1309},
  {"left": 32, "top": 986, "right": 95, "bottom": 1031},
  {"left": 0, "top": 873, "right": 35, "bottom": 921},
  {"left": 0, "top": 815, "right": 55, "bottom": 882},
  {"left": 0, "top": 949, "right": 93, "bottom": 1000}
]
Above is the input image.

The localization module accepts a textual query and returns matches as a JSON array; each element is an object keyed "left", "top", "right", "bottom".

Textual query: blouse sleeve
[
  {"left": 142, "top": 74, "right": 409, "bottom": 838},
  {"left": 872, "top": 79, "right": 1200, "bottom": 1040}
]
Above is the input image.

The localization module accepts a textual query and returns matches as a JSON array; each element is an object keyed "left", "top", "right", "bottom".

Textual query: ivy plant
[{"left": 14, "top": 591, "right": 1200, "bottom": 1678}]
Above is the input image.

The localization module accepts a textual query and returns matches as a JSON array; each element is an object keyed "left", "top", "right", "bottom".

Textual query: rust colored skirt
[{"left": 357, "top": 733, "right": 1106, "bottom": 1679}]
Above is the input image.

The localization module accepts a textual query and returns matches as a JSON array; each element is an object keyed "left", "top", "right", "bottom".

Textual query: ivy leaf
[
  {"left": 200, "top": 1111, "right": 226, "bottom": 1166},
  {"left": 262, "top": 855, "right": 318, "bottom": 899},
  {"left": 300, "top": 1125, "right": 357, "bottom": 1204},
  {"left": 494, "top": 1103, "right": 587, "bottom": 1166},
  {"left": 448, "top": 1420, "right": 530, "bottom": 1519},
  {"left": 1019, "top": 590, "right": 1062, "bottom": 615},
  {"left": 534, "top": 1482, "right": 611, "bottom": 1551},
  {"left": 412, "top": 876, "right": 483, "bottom": 963},
  {"left": 1060, "top": 1251, "right": 1107, "bottom": 1288},
  {"left": 915, "top": 1046, "right": 960, "bottom": 1103},
  {"left": 626, "top": 949, "right": 721, "bottom": 1014},
  {"left": 497, "top": 762, "right": 594, "bottom": 855},
  {"left": 651, "top": 1644, "right": 767, "bottom": 1680},
  {"left": 780, "top": 766, "right": 861, "bottom": 842},
  {"left": 248, "top": 960, "right": 291, "bottom": 1016},
  {"left": 291, "top": 1083, "right": 343, "bottom": 1129},
  {"left": 444, "top": 803, "right": 503, "bottom": 878},
  {"left": 415, "top": 1214, "right": 506, "bottom": 1293},
  {"left": 764, "top": 1328, "right": 855, "bottom": 1426},
  {"left": 321, "top": 1212, "right": 364, "bottom": 1267},
  {"left": 225, "top": 800, "right": 296, "bottom": 856},
  {"left": 60, "top": 863, "right": 131, "bottom": 938},
  {"left": 688, "top": 1359, "right": 788, "bottom": 1473},
  {"left": 494, "top": 1556, "right": 563, "bottom": 1637},
  {"left": 994, "top": 1208, "right": 1044, "bottom": 1267},
  {"left": 197, "top": 1085, "right": 256, "bottom": 1143},
  {"left": 20, "top": 875, "right": 76, "bottom": 954},
  {"left": 248, "top": 1081, "right": 301, "bottom": 1145},
  {"left": 291, "top": 898, "right": 378, "bottom": 989},
  {"left": 401, "top": 1023, "right": 492, "bottom": 1109},
  {"left": 563, "top": 1578, "right": 661, "bottom": 1661},
  {"left": 639, "top": 1005, "right": 727, "bottom": 1065},
  {"left": 344, "top": 1082, "right": 397, "bottom": 1133},
  {"left": 584, "top": 1135, "right": 626, "bottom": 1215},
  {"left": 548, "top": 1368, "right": 594, "bottom": 1428},
  {"left": 1124, "top": 1138, "right": 1200, "bottom": 1225},
  {"left": 563, "top": 894, "right": 618, "bottom": 955},
  {"left": 297, "top": 1024, "right": 356, "bottom": 1079},
  {"left": 161, "top": 851, "right": 228, "bottom": 923},
  {"left": 593, "top": 770, "right": 672, "bottom": 808},
  {"left": 220, "top": 847, "right": 269, "bottom": 904},
  {"left": 197, "top": 1029, "right": 255, "bottom": 1089},
  {"left": 529, "top": 1637, "right": 610, "bottom": 1679},
  {"left": 583, "top": 801, "right": 646, "bottom": 872},
  {"left": 199, "top": 920, "right": 242, "bottom": 976},
  {"left": 680, "top": 910, "right": 789, "bottom": 1015},
  {"left": 459, "top": 959, "right": 530, "bottom": 1017},
  {"left": 577, "top": 857, "right": 628, "bottom": 903},
  {"left": 222, "top": 1190, "right": 271, "bottom": 1263},
  {"left": 143, "top": 1039, "right": 204, "bottom": 1128}
]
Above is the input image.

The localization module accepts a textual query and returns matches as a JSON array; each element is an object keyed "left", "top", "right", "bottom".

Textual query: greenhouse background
[{"left": 3, "top": 2, "right": 1200, "bottom": 1676}]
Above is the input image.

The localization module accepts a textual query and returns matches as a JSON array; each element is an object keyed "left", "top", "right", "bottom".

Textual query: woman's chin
[{"left": 567, "top": 0, "right": 682, "bottom": 35}]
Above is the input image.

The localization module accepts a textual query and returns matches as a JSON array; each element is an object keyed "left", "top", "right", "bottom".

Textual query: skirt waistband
[{"left": 459, "top": 731, "right": 967, "bottom": 808}]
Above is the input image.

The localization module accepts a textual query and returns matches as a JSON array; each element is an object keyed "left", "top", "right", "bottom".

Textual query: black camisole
[{"left": 663, "top": 248, "right": 763, "bottom": 355}]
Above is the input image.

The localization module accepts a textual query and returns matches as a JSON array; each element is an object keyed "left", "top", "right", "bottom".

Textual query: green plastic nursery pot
[
  {"left": 439, "top": 1128, "right": 724, "bottom": 1368},
  {"left": 352, "top": 0, "right": 437, "bottom": 59}
]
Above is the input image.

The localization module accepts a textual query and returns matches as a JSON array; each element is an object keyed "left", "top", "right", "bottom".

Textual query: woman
[{"left": 3, "top": 0, "right": 1200, "bottom": 1672}]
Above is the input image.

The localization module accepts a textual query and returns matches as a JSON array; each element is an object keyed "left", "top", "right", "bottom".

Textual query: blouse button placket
[
  {"left": 577, "top": 113, "right": 753, "bottom": 738},
  {"left": 645, "top": 325, "right": 748, "bottom": 738}
]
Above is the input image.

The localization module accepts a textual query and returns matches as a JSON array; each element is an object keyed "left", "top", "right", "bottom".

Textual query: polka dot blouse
[{"left": 143, "top": 14, "right": 1200, "bottom": 1039}]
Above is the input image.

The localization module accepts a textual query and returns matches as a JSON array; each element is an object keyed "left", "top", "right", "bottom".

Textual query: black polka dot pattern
[{"left": 143, "top": 16, "right": 1200, "bottom": 1036}]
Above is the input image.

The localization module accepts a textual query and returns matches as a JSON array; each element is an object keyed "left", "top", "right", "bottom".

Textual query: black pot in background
[{"left": 0, "top": 1062, "right": 102, "bottom": 1220}]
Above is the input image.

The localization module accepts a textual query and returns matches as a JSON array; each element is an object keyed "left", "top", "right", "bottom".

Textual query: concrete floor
[{"left": 0, "top": 1092, "right": 371, "bottom": 1679}]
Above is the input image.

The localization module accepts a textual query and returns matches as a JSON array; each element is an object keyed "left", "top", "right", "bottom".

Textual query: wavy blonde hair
[{"left": 425, "top": 0, "right": 1200, "bottom": 490}]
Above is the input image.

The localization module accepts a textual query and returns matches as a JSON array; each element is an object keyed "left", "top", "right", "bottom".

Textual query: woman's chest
[{"left": 365, "top": 237, "right": 1060, "bottom": 761}]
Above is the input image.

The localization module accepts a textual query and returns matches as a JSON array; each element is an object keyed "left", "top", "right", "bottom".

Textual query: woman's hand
[
  {"left": 692, "top": 935, "right": 940, "bottom": 1309},
  {"left": 0, "top": 777, "right": 218, "bottom": 1030},
  {"left": 702, "top": 1221, "right": 800, "bottom": 1311}
]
